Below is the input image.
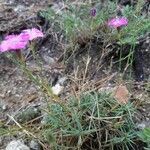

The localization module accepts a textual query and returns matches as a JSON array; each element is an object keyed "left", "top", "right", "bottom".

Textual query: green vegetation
[
  {"left": 138, "top": 127, "right": 150, "bottom": 150},
  {"left": 40, "top": 0, "right": 150, "bottom": 76},
  {"left": 0, "top": 1, "right": 149, "bottom": 149},
  {"left": 40, "top": 1, "right": 150, "bottom": 45},
  {"left": 42, "top": 92, "right": 138, "bottom": 149}
]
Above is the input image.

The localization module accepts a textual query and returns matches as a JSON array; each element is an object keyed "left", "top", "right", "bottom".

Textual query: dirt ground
[{"left": 0, "top": 0, "right": 150, "bottom": 149}]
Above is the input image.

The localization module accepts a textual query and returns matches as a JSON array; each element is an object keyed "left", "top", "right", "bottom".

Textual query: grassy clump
[
  {"left": 40, "top": 1, "right": 150, "bottom": 46},
  {"left": 1, "top": 1, "right": 149, "bottom": 149},
  {"left": 40, "top": 1, "right": 116, "bottom": 44},
  {"left": 40, "top": 0, "right": 150, "bottom": 77},
  {"left": 41, "top": 92, "right": 141, "bottom": 149},
  {"left": 118, "top": 5, "right": 150, "bottom": 45},
  {"left": 138, "top": 127, "right": 150, "bottom": 150}
]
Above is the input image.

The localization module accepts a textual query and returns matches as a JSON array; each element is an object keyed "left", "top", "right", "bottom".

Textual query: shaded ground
[{"left": 0, "top": 0, "right": 150, "bottom": 149}]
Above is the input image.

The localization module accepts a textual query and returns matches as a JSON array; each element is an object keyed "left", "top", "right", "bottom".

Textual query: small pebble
[
  {"left": 52, "top": 83, "right": 64, "bottom": 95},
  {"left": 29, "top": 140, "right": 42, "bottom": 150},
  {"left": 0, "top": 137, "right": 3, "bottom": 146},
  {"left": 137, "top": 123, "right": 146, "bottom": 130},
  {"left": 42, "top": 55, "right": 55, "bottom": 65},
  {"left": 6, "top": 140, "right": 30, "bottom": 150},
  {"left": 58, "top": 77, "right": 67, "bottom": 85},
  {"left": 2, "top": 104, "right": 7, "bottom": 111},
  {"left": 0, "top": 101, "right": 7, "bottom": 111}
]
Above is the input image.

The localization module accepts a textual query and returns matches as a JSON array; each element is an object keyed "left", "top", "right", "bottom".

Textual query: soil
[{"left": 0, "top": 0, "right": 150, "bottom": 149}]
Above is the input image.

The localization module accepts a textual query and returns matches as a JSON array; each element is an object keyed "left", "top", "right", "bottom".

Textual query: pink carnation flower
[
  {"left": 107, "top": 17, "right": 128, "bottom": 28},
  {"left": 0, "top": 34, "right": 29, "bottom": 52},
  {"left": 21, "top": 28, "right": 44, "bottom": 40},
  {"left": 0, "top": 28, "right": 44, "bottom": 53}
]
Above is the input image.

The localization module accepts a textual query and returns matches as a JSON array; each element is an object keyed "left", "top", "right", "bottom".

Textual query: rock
[
  {"left": 51, "top": 83, "right": 64, "bottom": 95},
  {"left": 42, "top": 55, "right": 55, "bottom": 65},
  {"left": 29, "top": 140, "right": 42, "bottom": 150},
  {"left": 113, "top": 85, "right": 129, "bottom": 104},
  {"left": 51, "top": 2, "right": 68, "bottom": 15},
  {"left": 14, "top": 5, "right": 27, "bottom": 13},
  {"left": 50, "top": 76, "right": 67, "bottom": 96},
  {"left": 6, "top": 140, "right": 30, "bottom": 150},
  {"left": 136, "top": 121, "right": 150, "bottom": 130},
  {"left": 41, "top": 112, "right": 49, "bottom": 125},
  {"left": 57, "top": 76, "right": 67, "bottom": 85},
  {"left": 0, "top": 137, "right": 3, "bottom": 147},
  {"left": 137, "top": 122, "right": 146, "bottom": 130},
  {"left": 0, "top": 101, "right": 7, "bottom": 112},
  {"left": 2, "top": 104, "right": 7, "bottom": 111}
]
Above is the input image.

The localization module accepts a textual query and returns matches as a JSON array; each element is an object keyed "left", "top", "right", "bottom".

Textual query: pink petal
[
  {"left": 10, "top": 41, "right": 28, "bottom": 50},
  {"left": 108, "top": 17, "right": 128, "bottom": 28},
  {"left": 5, "top": 35, "right": 16, "bottom": 40},
  {"left": 19, "top": 33, "right": 30, "bottom": 41},
  {"left": 22, "top": 28, "right": 44, "bottom": 40},
  {"left": 0, "top": 34, "right": 29, "bottom": 52}
]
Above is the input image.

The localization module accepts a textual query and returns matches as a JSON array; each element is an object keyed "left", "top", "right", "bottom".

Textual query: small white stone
[
  {"left": 58, "top": 77, "right": 67, "bottom": 85},
  {"left": 2, "top": 104, "right": 7, "bottom": 111},
  {"left": 137, "top": 123, "right": 146, "bottom": 130},
  {"left": 52, "top": 84, "right": 63, "bottom": 95},
  {"left": 6, "top": 140, "right": 29, "bottom": 150},
  {"left": 29, "top": 140, "right": 41, "bottom": 150},
  {"left": 42, "top": 55, "right": 55, "bottom": 65},
  {"left": 14, "top": 5, "right": 26, "bottom": 13},
  {"left": 0, "top": 137, "right": 3, "bottom": 146}
]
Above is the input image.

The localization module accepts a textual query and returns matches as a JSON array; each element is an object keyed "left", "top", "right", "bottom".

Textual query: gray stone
[
  {"left": 41, "top": 113, "right": 48, "bottom": 125},
  {"left": 14, "top": 5, "right": 27, "bottom": 13},
  {"left": 137, "top": 123, "right": 146, "bottom": 130},
  {"left": 0, "top": 137, "right": 3, "bottom": 146},
  {"left": 42, "top": 55, "right": 55, "bottom": 65},
  {"left": 57, "top": 77, "right": 67, "bottom": 85},
  {"left": 0, "top": 101, "right": 7, "bottom": 112},
  {"left": 137, "top": 121, "right": 150, "bottom": 130},
  {"left": 5, "top": 140, "right": 30, "bottom": 150},
  {"left": 29, "top": 140, "right": 42, "bottom": 150}
]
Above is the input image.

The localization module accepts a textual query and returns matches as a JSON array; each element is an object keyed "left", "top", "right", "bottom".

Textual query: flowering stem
[
  {"left": 117, "top": 27, "right": 121, "bottom": 33},
  {"left": 15, "top": 49, "right": 25, "bottom": 63},
  {"left": 30, "top": 41, "right": 36, "bottom": 59},
  {"left": 117, "top": 27, "right": 122, "bottom": 41}
]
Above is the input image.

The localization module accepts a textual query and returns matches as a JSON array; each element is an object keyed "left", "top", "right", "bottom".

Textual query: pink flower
[
  {"left": 0, "top": 34, "right": 29, "bottom": 52},
  {"left": 107, "top": 17, "right": 128, "bottom": 28},
  {"left": 21, "top": 28, "right": 44, "bottom": 40},
  {"left": 0, "top": 28, "right": 44, "bottom": 53}
]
